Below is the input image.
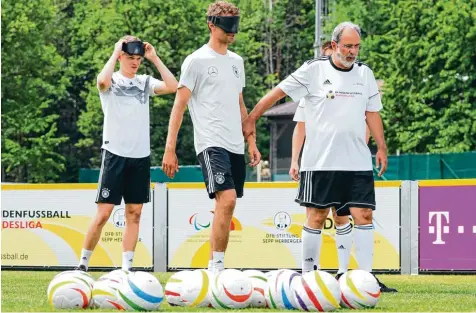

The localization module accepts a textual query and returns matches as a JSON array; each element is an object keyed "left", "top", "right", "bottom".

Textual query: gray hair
[{"left": 332, "top": 22, "right": 361, "bottom": 43}]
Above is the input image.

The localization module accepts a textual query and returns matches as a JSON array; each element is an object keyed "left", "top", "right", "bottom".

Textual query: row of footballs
[{"left": 47, "top": 268, "right": 380, "bottom": 311}]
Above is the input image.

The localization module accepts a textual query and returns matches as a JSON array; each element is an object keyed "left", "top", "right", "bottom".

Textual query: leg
[
  {"left": 302, "top": 207, "right": 329, "bottom": 273},
  {"left": 197, "top": 147, "right": 238, "bottom": 273},
  {"left": 122, "top": 154, "right": 150, "bottom": 271},
  {"left": 350, "top": 207, "right": 374, "bottom": 272},
  {"left": 79, "top": 203, "right": 115, "bottom": 270},
  {"left": 333, "top": 208, "right": 352, "bottom": 276},
  {"left": 122, "top": 203, "right": 143, "bottom": 270},
  {"left": 295, "top": 170, "right": 345, "bottom": 273},
  {"left": 208, "top": 227, "right": 213, "bottom": 271},
  {"left": 348, "top": 171, "right": 397, "bottom": 292},
  {"left": 210, "top": 189, "right": 237, "bottom": 273},
  {"left": 79, "top": 150, "right": 124, "bottom": 270}
]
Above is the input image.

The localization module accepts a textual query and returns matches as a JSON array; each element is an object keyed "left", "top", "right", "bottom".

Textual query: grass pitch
[{"left": 1, "top": 271, "right": 476, "bottom": 312}]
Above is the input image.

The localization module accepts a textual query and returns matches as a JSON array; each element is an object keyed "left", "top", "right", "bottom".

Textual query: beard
[{"left": 336, "top": 50, "right": 357, "bottom": 68}]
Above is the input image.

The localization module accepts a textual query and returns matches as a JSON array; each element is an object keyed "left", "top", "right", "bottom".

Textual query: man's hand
[
  {"left": 144, "top": 42, "right": 158, "bottom": 61},
  {"left": 248, "top": 142, "right": 261, "bottom": 167},
  {"left": 289, "top": 161, "right": 300, "bottom": 181},
  {"left": 162, "top": 149, "right": 179, "bottom": 179},
  {"left": 375, "top": 148, "right": 388, "bottom": 177},
  {"left": 242, "top": 116, "right": 256, "bottom": 140}
]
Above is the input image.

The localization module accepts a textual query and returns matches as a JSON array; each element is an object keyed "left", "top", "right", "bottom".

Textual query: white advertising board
[
  {"left": 1, "top": 184, "right": 153, "bottom": 268},
  {"left": 167, "top": 182, "right": 400, "bottom": 270}
]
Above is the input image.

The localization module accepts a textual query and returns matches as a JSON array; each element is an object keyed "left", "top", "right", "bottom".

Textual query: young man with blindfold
[
  {"left": 162, "top": 1, "right": 261, "bottom": 274},
  {"left": 76, "top": 36, "right": 178, "bottom": 272}
]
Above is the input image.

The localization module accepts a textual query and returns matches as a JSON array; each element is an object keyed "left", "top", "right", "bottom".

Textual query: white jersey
[
  {"left": 178, "top": 44, "right": 246, "bottom": 155},
  {"left": 278, "top": 56, "right": 382, "bottom": 171},
  {"left": 293, "top": 99, "right": 305, "bottom": 122},
  {"left": 99, "top": 71, "right": 162, "bottom": 158}
]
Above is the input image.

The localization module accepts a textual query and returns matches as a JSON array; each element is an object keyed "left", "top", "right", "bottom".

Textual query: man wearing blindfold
[
  {"left": 162, "top": 1, "right": 261, "bottom": 274},
  {"left": 76, "top": 35, "right": 178, "bottom": 272}
]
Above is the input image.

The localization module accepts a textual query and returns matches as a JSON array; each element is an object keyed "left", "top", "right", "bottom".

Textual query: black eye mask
[
  {"left": 122, "top": 41, "right": 145, "bottom": 56},
  {"left": 207, "top": 15, "right": 240, "bottom": 34}
]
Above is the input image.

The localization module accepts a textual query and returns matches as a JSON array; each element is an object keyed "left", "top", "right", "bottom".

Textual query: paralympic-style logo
[
  {"left": 189, "top": 213, "right": 211, "bottom": 231},
  {"left": 189, "top": 211, "right": 243, "bottom": 231}
]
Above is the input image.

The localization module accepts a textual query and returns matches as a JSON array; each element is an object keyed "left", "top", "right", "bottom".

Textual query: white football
[
  {"left": 208, "top": 269, "right": 253, "bottom": 309},
  {"left": 164, "top": 270, "right": 191, "bottom": 306},
  {"left": 339, "top": 270, "right": 380, "bottom": 309},
  {"left": 47, "top": 271, "right": 92, "bottom": 309},
  {"left": 292, "top": 270, "right": 341, "bottom": 312},
  {"left": 180, "top": 269, "right": 211, "bottom": 307},
  {"left": 243, "top": 270, "right": 268, "bottom": 308},
  {"left": 116, "top": 271, "right": 163, "bottom": 311}
]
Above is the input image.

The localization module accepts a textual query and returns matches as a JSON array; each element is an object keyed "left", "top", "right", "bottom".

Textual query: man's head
[
  {"left": 207, "top": 1, "right": 240, "bottom": 45},
  {"left": 118, "top": 35, "right": 143, "bottom": 74},
  {"left": 331, "top": 22, "right": 361, "bottom": 68},
  {"left": 320, "top": 41, "right": 333, "bottom": 57}
]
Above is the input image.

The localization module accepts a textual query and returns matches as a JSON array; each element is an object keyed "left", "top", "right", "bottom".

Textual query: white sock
[
  {"left": 302, "top": 225, "right": 322, "bottom": 273},
  {"left": 354, "top": 224, "right": 374, "bottom": 272},
  {"left": 79, "top": 249, "right": 92, "bottom": 269},
  {"left": 207, "top": 260, "right": 213, "bottom": 271},
  {"left": 335, "top": 223, "right": 353, "bottom": 274},
  {"left": 212, "top": 251, "right": 225, "bottom": 273},
  {"left": 122, "top": 251, "right": 134, "bottom": 271}
]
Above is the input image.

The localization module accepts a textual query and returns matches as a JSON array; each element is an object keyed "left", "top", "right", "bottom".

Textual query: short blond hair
[
  {"left": 121, "top": 35, "right": 141, "bottom": 42},
  {"left": 207, "top": 1, "right": 240, "bottom": 16}
]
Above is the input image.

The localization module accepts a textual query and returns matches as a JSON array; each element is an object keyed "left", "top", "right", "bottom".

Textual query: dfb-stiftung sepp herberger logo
[{"left": 428, "top": 211, "right": 476, "bottom": 244}]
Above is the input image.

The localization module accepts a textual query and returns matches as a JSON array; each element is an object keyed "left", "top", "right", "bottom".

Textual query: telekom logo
[{"left": 428, "top": 211, "right": 450, "bottom": 245}]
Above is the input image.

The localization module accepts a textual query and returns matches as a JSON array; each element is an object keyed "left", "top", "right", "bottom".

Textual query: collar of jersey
[
  {"left": 204, "top": 44, "right": 229, "bottom": 57},
  {"left": 116, "top": 71, "right": 137, "bottom": 81},
  {"left": 329, "top": 56, "right": 353, "bottom": 72}
]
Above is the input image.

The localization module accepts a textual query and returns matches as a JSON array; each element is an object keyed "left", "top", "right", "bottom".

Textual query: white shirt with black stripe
[
  {"left": 99, "top": 72, "right": 162, "bottom": 158},
  {"left": 279, "top": 56, "right": 382, "bottom": 171}
]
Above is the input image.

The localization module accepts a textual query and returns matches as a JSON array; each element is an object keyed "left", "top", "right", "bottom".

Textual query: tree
[
  {"left": 326, "top": 0, "right": 476, "bottom": 153},
  {"left": 1, "top": 0, "right": 69, "bottom": 182}
]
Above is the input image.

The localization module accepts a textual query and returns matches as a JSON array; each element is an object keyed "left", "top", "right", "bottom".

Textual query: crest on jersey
[{"left": 232, "top": 65, "right": 239, "bottom": 78}]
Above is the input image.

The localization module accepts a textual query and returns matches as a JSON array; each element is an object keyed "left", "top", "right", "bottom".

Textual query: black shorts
[
  {"left": 95, "top": 149, "right": 151, "bottom": 205},
  {"left": 295, "top": 171, "right": 375, "bottom": 216},
  {"left": 197, "top": 147, "right": 246, "bottom": 199}
]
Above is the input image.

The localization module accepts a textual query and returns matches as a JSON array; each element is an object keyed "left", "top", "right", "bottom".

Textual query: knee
[
  {"left": 334, "top": 215, "right": 350, "bottom": 227},
  {"left": 352, "top": 208, "right": 373, "bottom": 225},
  {"left": 307, "top": 209, "right": 328, "bottom": 228},
  {"left": 218, "top": 193, "right": 237, "bottom": 212},
  {"left": 126, "top": 205, "right": 143, "bottom": 224},
  {"left": 95, "top": 213, "right": 110, "bottom": 227},
  {"left": 94, "top": 205, "right": 113, "bottom": 227}
]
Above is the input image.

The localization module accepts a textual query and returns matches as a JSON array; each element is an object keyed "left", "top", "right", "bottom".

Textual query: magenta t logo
[{"left": 428, "top": 211, "right": 449, "bottom": 244}]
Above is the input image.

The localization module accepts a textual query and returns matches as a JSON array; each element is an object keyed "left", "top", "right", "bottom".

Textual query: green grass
[{"left": 1, "top": 271, "right": 476, "bottom": 312}]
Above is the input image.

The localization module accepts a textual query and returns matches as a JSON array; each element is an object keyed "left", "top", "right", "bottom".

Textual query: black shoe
[
  {"left": 335, "top": 272, "right": 344, "bottom": 281},
  {"left": 372, "top": 273, "right": 397, "bottom": 293},
  {"left": 74, "top": 265, "right": 87, "bottom": 272}
]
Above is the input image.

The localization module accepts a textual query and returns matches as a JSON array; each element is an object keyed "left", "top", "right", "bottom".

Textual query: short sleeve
[
  {"left": 293, "top": 100, "right": 305, "bottom": 122},
  {"left": 277, "top": 61, "right": 312, "bottom": 102},
  {"left": 148, "top": 76, "right": 163, "bottom": 96},
  {"left": 178, "top": 56, "right": 199, "bottom": 92},
  {"left": 240, "top": 59, "right": 246, "bottom": 90},
  {"left": 366, "top": 69, "right": 383, "bottom": 112}
]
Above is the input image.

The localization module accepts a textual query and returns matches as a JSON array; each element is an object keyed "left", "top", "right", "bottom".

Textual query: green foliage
[
  {"left": 328, "top": 0, "right": 476, "bottom": 154},
  {"left": 1, "top": 0, "right": 69, "bottom": 182}
]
